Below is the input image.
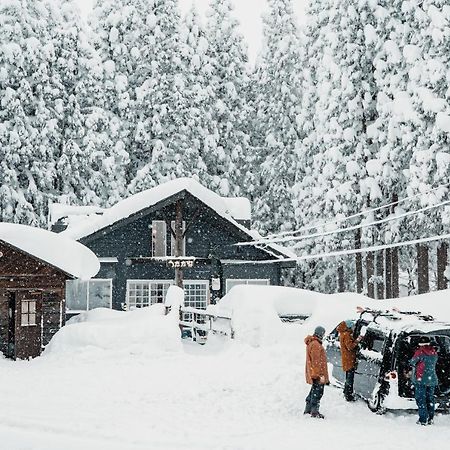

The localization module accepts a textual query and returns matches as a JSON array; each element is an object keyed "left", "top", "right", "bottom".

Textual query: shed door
[{"left": 14, "top": 291, "right": 43, "bottom": 360}]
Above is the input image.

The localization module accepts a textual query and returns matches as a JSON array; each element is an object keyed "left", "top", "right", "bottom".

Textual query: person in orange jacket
[
  {"left": 337, "top": 321, "right": 363, "bottom": 401},
  {"left": 304, "top": 326, "right": 329, "bottom": 418}
]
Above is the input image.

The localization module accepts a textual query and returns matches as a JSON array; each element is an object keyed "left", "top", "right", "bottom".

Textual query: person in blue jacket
[{"left": 410, "top": 336, "right": 439, "bottom": 425}]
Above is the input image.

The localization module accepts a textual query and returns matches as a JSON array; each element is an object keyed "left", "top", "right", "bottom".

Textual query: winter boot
[{"left": 311, "top": 412, "right": 325, "bottom": 419}]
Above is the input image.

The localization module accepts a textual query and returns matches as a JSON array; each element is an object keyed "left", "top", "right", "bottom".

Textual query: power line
[
  {"left": 227, "top": 231, "right": 450, "bottom": 265},
  {"left": 264, "top": 181, "right": 450, "bottom": 241},
  {"left": 289, "top": 197, "right": 450, "bottom": 248},
  {"left": 238, "top": 196, "right": 450, "bottom": 247}
]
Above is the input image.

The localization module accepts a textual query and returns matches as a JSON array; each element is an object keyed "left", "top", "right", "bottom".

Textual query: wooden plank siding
[
  {"left": 0, "top": 240, "right": 68, "bottom": 359},
  {"left": 72, "top": 191, "right": 290, "bottom": 311}
]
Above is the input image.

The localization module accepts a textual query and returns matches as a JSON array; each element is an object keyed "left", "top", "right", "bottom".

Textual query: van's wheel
[{"left": 368, "top": 387, "right": 386, "bottom": 414}]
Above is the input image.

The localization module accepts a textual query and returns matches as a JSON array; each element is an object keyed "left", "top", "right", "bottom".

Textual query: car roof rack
[
  {"left": 356, "top": 307, "right": 399, "bottom": 323},
  {"left": 391, "top": 308, "right": 434, "bottom": 322},
  {"left": 356, "top": 306, "right": 434, "bottom": 324}
]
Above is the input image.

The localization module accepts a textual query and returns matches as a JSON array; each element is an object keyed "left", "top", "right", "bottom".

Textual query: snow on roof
[
  {"left": 0, "top": 223, "right": 100, "bottom": 280},
  {"left": 61, "top": 178, "right": 294, "bottom": 259},
  {"left": 49, "top": 203, "right": 105, "bottom": 226},
  {"left": 222, "top": 197, "right": 251, "bottom": 221}
]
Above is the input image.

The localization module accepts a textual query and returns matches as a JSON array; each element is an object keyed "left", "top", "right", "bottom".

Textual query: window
[
  {"left": 170, "top": 220, "right": 186, "bottom": 256},
  {"left": 88, "top": 280, "right": 112, "bottom": 309},
  {"left": 151, "top": 221, "right": 167, "bottom": 257},
  {"left": 364, "top": 331, "right": 386, "bottom": 353},
  {"left": 66, "top": 280, "right": 88, "bottom": 310},
  {"left": 21, "top": 300, "right": 37, "bottom": 326},
  {"left": 184, "top": 282, "right": 208, "bottom": 310},
  {"left": 66, "top": 279, "right": 112, "bottom": 311},
  {"left": 151, "top": 220, "right": 186, "bottom": 257},
  {"left": 126, "top": 280, "right": 209, "bottom": 313},
  {"left": 182, "top": 281, "right": 209, "bottom": 322},
  {"left": 127, "top": 280, "right": 172, "bottom": 309},
  {"left": 226, "top": 279, "right": 270, "bottom": 293}
]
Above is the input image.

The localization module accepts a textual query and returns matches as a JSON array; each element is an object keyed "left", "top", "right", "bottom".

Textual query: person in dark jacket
[
  {"left": 337, "top": 320, "right": 363, "bottom": 401},
  {"left": 304, "top": 326, "right": 329, "bottom": 419},
  {"left": 410, "top": 336, "right": 439, "bottom": 425}
]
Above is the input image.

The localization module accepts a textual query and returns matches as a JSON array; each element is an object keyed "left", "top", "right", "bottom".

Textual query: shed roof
[
  {"left": 60, "top": 178, "right": 295, "bottom": 259},
  {"left": 0, "top": 223, "right": 100, "bottom": 280}
]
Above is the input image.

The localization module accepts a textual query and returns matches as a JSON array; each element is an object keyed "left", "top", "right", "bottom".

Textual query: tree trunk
[
  {"left": 337, "top": 265, "right": 345, "bottom": 292},
  {"left": 437, "top": 242, "right": 448, "bottom": 291},
  {"left": 366, "top": 252, "right": 374, "bottom": 298},
  {"left": 385, "top": 248, "right": 392, "bottom": 299},
  {"left": 391, "top": 247, "right": 399, "bottom": 298},
  {"left": 417, "top": 244, "right": 429, "bottom": 294},
  {"left": 389, "top": 193, "right": 400, "bottom": 298},
  {"left": 175, "top": 200, "right": 184, "bottom": 288},
  {"left": 355, "top": 229, "right": 363, "bottom": 293},
  {"left": 376, "top": 251, "right": 384, "bottom": 299}
]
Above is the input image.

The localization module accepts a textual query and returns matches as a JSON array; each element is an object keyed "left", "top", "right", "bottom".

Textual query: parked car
[{"left": 325, "top": 308, "right": 450, "bottom": 413}]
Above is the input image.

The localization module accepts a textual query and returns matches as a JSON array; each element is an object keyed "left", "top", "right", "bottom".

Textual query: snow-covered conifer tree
[
  {"left": 169, "top": 5, "right": 210, "bottom": 184},
  {"left": 0, "top": 0, "right": 61, "bottom": 225},
  {"left": 251, "top": 0, "right": 303, "bottom": 235},
  {"left": 204, "top": 0, "right": 250, "bottom": 197}
]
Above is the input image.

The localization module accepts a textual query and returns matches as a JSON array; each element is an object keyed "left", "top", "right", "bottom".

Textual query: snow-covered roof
[
  {"left": 61, "top": 178, "right": 294, "bottom": 259},
  {"left": 366, "top": 316, "right": 450, "bottom": 335},
  {"left": 49, "top": 203, "right": 105, "bottom": 226},
  {"left": 222, "top": 198, "right": 251, "bottom": 221},
  {"left": 0, "top": 223, "right": 100, "bottom": 280}
]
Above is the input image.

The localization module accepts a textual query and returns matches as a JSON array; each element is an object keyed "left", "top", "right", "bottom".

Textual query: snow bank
[
  {"left": 46, "top": 306, "right": 182, "bottom": 356},
  {"left": 216, "top": 285, "right": 450, "bottom": 347},
  {"left": 0, "top": 223, "right": 99, "bottom": 280},
  {"left": 217, "top": 286, "right": 329, "bottom": 346}
]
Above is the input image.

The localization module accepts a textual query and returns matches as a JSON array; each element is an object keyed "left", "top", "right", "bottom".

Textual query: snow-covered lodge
[
  {"left": 0, "top": 224, "right": 99, "bottom": 359},
  {"left": 52, "top": 178, "right": 295, "bottom": 316}
]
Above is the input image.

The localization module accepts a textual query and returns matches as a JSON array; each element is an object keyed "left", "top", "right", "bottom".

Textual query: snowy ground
[{"left": 1, "top": 290, "right": 450, "bottom": 449}]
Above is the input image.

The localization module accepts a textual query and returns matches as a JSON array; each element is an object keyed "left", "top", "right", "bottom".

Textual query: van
[{"left": 325, "top": 308, "right": 450, "bottom": 413}]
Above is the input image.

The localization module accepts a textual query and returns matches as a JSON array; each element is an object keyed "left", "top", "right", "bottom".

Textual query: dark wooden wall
[
  {"left": 0, "top": 241, "right": 67, "bottom": 359},
  {"left": 79, "top": 192, "right": 282, "bottom": 309}
]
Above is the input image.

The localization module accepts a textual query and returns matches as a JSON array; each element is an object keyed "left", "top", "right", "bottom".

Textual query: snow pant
[
  {"left": 305, "top": 380, "right": 325, "bottom": 414},
  {"left": 344, "top": 369, "right": 355, "bottom": 400},
  {"left": 414, "top": 384, "right": 435, "bottom": 424}
]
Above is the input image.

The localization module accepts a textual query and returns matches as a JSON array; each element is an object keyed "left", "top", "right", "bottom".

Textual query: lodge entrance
[{"left": 6, "top": 290, "right": 43, "bottom": 360}]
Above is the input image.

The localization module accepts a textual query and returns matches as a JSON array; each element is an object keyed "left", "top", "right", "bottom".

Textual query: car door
[
  {"left": 325, "top": 325, "right": 346, "bottom": 385},
  {"left": 354, "top": 329, "right": 386, "bottom": 400}
]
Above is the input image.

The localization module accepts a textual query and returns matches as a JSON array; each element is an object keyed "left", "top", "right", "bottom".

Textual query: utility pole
[{"left": 174, "top": 200, "right": 184, "bottom": 288}]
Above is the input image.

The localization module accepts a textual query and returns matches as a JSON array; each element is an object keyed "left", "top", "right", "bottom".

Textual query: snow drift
[
  {"left": 45, "top": 305, "right": 182, "bottom": 356},
  {"left": 216, "top": 285, "right": 450, "bottom": 347}
]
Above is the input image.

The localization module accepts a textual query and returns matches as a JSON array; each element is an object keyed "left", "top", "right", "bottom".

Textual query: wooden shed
[{"left": 0, "top": 223, "right": 99, "bottom": 359}]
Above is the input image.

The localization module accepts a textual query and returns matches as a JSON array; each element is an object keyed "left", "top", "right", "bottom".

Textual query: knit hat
[
  {"left": 417, "top": 336, "right": 431, "bottom": 346},
  {"left": 314, "top": 326, "right": 326, "bottom": 339},
  {"left": 345, "top": 320, "right": 354, "bottom": 329}
]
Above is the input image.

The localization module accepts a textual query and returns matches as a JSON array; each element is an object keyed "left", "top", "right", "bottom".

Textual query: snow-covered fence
[{"left": 179, "top": 306, "right": 233, "bottom": 342}]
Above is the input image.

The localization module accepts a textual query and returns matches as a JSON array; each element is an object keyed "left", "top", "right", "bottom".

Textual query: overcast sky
[{"left": 75, "top": 0, "right": 307, "bottom": 62}]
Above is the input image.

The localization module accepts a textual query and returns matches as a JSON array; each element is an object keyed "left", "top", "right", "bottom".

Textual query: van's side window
[{"left": 364, "top": 331, "right": 385, "bottom": 353}]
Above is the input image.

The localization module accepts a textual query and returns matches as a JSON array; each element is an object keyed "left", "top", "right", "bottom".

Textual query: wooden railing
[{"left": 179, "top": 306, "right": 233, "bottom": 342}]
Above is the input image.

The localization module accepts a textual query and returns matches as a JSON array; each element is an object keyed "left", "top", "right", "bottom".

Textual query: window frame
[
  {"left": 151, "top": 220, "right": 167, "bottom": 257},
  {"left": 225, "top": 279, "right": 270, "bottom": 293},
  {"left": 170, "top": 220, "right": 186, "bottom": 257},
  {"left": 66, "top": 278, "right": 113, "bottom": 313},
  {"left": 87, "top": 278, "right": 113, "bottom": 310},
  {"left": 126, "top": 279, "right": 209, "bottom": 311},
  {"left": 21, "top": 299, "right": 37, "bottom": 327}
]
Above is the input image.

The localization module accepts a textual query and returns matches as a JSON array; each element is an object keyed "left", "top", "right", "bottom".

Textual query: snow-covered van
[{"left": 326, "top": 308, "right": 450, "bottom": 413}]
